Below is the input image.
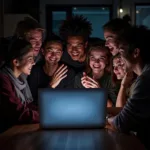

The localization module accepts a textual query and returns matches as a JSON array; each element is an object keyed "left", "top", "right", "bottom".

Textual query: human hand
[
  {"left": 50, "top": 64, "right": 68, "bottom": 88},
  {"left": 81, "top": 72, "right": 100, "bottom": 88},
  {"left": 121, "top": 71, "right": 134, "bottom": 88}
]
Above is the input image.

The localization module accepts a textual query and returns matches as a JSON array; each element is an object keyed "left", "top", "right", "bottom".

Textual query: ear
[
  {"left": 133, "top": 48, "right": 140, "bottom": 59},
  {"left": 13, "top": 59, "right": 20, "bottom": 67}
]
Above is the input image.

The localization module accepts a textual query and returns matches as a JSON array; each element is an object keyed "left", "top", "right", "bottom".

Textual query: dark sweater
[
  {"left": 60, "top": 50, "right": 86, "bottom": 74},
  {"left": 113, "top": 64, "right": 150, "bottom": 149},
  {"left": 0, "top": 73, "right": 39, "bottom": 132},
  {"left": 28, "top": 63, "right": 75, "bottom": 104},
  {"left": 74, "top": 72, "right": 118, "bottom": 105}
]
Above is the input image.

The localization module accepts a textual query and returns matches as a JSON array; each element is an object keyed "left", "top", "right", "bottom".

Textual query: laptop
[{"left": 38, "top": 88, "right": 107, "bottom": 129}]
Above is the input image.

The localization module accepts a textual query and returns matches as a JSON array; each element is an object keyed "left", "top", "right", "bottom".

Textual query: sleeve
[
  {"left": 107, "top": 78, "right": 118, "bottom": 106},
  {"left": 0, "top": 74, "right": 39, "bottom": 124},
  {"left": 112, "top": 75, "right": 150, "bottom": 133}
]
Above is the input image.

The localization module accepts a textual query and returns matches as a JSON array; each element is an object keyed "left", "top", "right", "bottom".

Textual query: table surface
[{"left": 0, "top": 124, "right": 145, "bottom": 150}]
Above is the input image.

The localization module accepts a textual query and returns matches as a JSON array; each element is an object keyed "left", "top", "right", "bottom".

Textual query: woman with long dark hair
[{"left": 0, "top": 39, "right": 39, "bottom": 132}]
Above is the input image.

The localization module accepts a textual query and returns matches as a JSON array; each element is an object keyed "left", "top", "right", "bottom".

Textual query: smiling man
[
  {"left": 14, "top": 17, "right": 44, "bottom": 63},
  {"left": 59, "top": 15, "right": 92, "bottom": 74},
  {"left": 107, "top": 26, "right": 150, "bottom": 149}
]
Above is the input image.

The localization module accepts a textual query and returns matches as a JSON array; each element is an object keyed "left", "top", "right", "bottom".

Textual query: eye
[
  {"left": 28, "top": 57, "right": 34, "bottom": 62},
  {"left": 90, "top": 56, "right": 95, "bottom": 61},
  {"left": 56, "top": 51, "right": 62, "bottom": 54},
  {"left": 46, "top": 48, "right": 53, "bottom": 53}
]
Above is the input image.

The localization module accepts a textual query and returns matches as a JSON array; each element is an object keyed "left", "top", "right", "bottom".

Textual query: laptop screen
[{"left": 39, "top": 89, "right": 107, "bottom": 129}]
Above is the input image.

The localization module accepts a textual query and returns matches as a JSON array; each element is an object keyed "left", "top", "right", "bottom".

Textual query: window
[
  {"left": 46, "top": 5, "right": 112, "bottom": 39},
  {"left": 72, "top": 7, "right": 111, "bottom": 39},
  {"left": 135, "top": 4, "right": 150, "bottom": 29}
]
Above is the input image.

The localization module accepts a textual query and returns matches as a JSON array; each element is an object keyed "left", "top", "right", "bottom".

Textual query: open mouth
[
  {"left": 71, "top": 53, "right": 79, "bottom": 57},
  {"left": 49, "top": 59, "right": 56, "bottom": 62},
  {"left": 28, "top": 68, "right": 32, "bottom": 72},
  {"left": 34, "top": 48, "right": 40, "bottom": 52},
  {"left": 93, "top": 66, "right": 101, "bottom": 70},
  {"left": 109, "top": 47, "right": 114, "bottom": 52}
]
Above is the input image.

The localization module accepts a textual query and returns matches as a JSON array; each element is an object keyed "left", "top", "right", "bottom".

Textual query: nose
[
  {"left": 72, "top": 46, "right": 78, "bottom": 51},
  {"left": 95, "top": 59, "right": 100, "bottom": 63},
  {"left": 36, "top": 40, "right": 42, "bottom": 47},
  {"left": 50, "top": 52, "right": 56, "bottom": 57}
]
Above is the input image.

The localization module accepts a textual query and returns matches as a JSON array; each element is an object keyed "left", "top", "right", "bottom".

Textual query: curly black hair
[{"left": 59, "top": 15, "right": 92, "bottom": 41}]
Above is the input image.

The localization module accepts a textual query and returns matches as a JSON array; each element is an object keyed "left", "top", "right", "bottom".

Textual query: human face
[
  {"left": 104, "top": 30, "right": 119, "bottom": 56},
  {"left": 89, "top": 49, "right": 108, "bottom": 74},
  {"left": 113, "top": 57, "right": 125, "bottom": 80},
  {"left": 119, "top": 44, "right": 134, "bottom": 72},
  {"left": 26, "top": 30, "right": 43, "bottom": 57},
  {"left": 67, "top": 36, "right": 87, "bottom": 62},
  {"left": 43, "top": 42, "right": 63, "bottom": 65},
  {"left": 17, "top": 50, "right": 35, "bottom": 75}
]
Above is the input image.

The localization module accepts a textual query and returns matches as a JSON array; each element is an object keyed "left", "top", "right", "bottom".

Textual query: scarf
[{"left": 1, "top": 66, "right": 33, "bottom": 104}]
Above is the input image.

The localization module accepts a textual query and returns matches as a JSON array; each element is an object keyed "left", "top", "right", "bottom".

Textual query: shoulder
[
  {"left": 130, "top": 69, "right": 150, "bottom": 99},
  {"left": 0, "top": 73, "right": 13, "bottom": 88},
  {"left": 0, "top": 72, "right": 10, "bottom": 81}
]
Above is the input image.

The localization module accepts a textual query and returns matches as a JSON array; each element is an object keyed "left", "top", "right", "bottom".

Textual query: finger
[
  {"left": 82, "top": 82, "right": 91, "bottom": 88},
  {"left": 58, "top": 74, "right": 67, "bottom": 82},
  {"left": 83, "top": 80, "right": 98, "bottom": 88},
  {"left": 56, "top": 69, "right": 68, "bottom": 79},
  {"left": 53, "top": 74, "right": 68, "bottom": 87},
  {"left": 55, "top": 64, "right": 67, "bottom": 74},
  {"left": 83, "top": 72, "right": 87, "bottom": 77},
  {"left": 81, "top": 76, "right": 87, "bottom": 81},
  {"left": 86, "top": 76, "right": 99, "bottom": 85},
  {"left": 55, "top": 66, "right": 68, "bottom": 77}
]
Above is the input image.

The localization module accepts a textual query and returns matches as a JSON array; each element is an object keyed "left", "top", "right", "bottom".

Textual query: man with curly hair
[{"left": 59, "top": 15, "right": 92, "bottom": 73}]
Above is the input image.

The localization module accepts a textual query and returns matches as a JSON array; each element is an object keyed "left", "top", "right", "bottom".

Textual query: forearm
[
  {"left": 107, "top": 99, "right": 113, "bottom": 107},
  {"left": 116, "top": 85, "right": 127, "bottom": 107}
]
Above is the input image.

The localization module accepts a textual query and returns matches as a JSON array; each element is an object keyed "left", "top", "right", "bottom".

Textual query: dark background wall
[{"left": 5, "top": 0, "right": 40, "bottom": 21}]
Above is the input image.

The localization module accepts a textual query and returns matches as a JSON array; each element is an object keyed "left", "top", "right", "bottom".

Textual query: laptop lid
[{"left": 38, "top": 88, "right": 107, "bottom": 129}]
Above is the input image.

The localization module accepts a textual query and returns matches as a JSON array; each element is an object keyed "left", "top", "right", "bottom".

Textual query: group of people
[{"left": 0, "top": 15, "right": 150, "bottom": 149}]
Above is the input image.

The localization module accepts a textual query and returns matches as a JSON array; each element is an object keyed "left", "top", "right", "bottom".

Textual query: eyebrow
[
  {"left": 106, "top": 35, "right": 114, "bottom": 39},
  {"left": 29, "top": 37, "right": 42, "bottom": 40},
  {"left": 90, "top": 55, "right": 106, "bottom": 58},
  {"left": 67, "top": 42, "right": 84, "bottom": 45},
  {"left": 25, "top": 55, "right": 34, "bottom": 59},
  {"left": 46, "top": 47, "right": 62, "bottom": 51}
]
